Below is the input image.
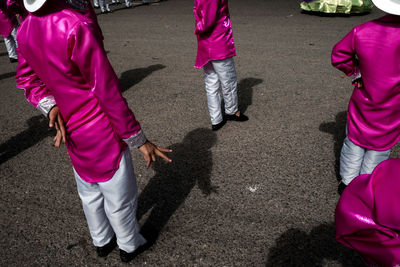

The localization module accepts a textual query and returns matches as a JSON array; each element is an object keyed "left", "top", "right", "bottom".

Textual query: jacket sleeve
[
  {"left": 331, "top": 27, "right": 359, "bottom": 78},
  {"left": 69, "top": 21, "right": 146, "bottom": 148},
  {"left": 16, "top": 49, "right": 56, "bottom": 116},
  {"left": 194, "top": 0, "right": 219, "bottom": 34}
]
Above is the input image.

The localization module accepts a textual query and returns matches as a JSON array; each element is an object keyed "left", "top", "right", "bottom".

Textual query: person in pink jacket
[
  {"left": 331, "top": 0, "right": 400, "bottom": 194},
  {"left": 16, "top": 0, "right": 171, "bottom": 262},
  {"left": 193, "top": 0, "right": 248, "bottom": 131},
  {"left": 335, "top": 158, "right": 400, "bottom": 265},
  {"left": 0, "top": 0, "right": 18, "bottom": 63}
]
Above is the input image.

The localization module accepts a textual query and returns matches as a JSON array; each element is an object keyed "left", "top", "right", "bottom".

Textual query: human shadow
[
  {"left": 265, "top": 223, "right": 365, "bottom": 266},
  {"left": 119, "top": 64, "right": 165, "bottom": 92},
  {"left": 0, "top": 52, "right": 8, "bottom": 57},
  {"left": 0, "top": 115, "right": 55, "bottom": 164},
  {"left": 319, "top": 111, "right": 347, "bottom": 180},
  {"left": 237, "top": 77, "right": 262, "bottom": 114},
  {"left": 137, "top": 128, "right": 218, "bottom": 244},
  {"left": 0, "top": 71, "right": 16, "bottom": 80}
]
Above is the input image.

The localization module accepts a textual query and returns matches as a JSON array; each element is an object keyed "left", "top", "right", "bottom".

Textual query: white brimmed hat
[
  {"left": 372, "top": 0, "right": 400, "bottom": 15},
  {"left": 23, "top": 0, "right": 47, "bottom": 13}
]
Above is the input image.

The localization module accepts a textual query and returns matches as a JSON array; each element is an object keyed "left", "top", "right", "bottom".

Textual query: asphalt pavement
[{"left": 0, "top": 0, "right": 395, "bottom": 266}]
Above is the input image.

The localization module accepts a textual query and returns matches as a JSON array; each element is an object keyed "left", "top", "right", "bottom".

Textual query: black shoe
[
  {"left": 338, "top": 182, "right": 347, "bottom": 195},
  {"left": 211, "top": 120, "right": 226, "bottom": 131},
  {"left": 9, "top": 58, "right": 18, "bottom": 63},
  {"left": 120, "top": 244, "right": 148, "bottom": 263},
  {"left": 225, "top": 112, "right": 248, "bottom": 122},
  {"left": 96, "top": 235, "right": 117, "bottom": 257}
]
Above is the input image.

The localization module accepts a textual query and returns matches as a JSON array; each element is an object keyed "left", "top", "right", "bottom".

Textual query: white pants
[
  {"left": 99, "top": 0, "right": 110, "bottom": 12},
  {"left": 203, "top": 57, "right": 239, "bottom": 125},
  {"left": 4, "top": 27, "right": 18, "bottom": 60},
  {"left": 74, "top": 149, "right": 146, "bottom": 253},
  {"left": 340, "top": 136, "right": 390, "bottom": 185}
]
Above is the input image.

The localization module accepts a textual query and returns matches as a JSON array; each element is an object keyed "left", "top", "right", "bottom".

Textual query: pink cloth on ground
[
  {"left": 16, "top": 0, "right": 142, "bottom": 182},
  {"left": 335, "top": 158, "right": 400, "bottom": 266},
  {"left": 193, "top": 0, "right": 236, "bottom": 69},
  {"left": 0, "top": 0, "right": 18, "bottom": 37},
  {"left": 331, "top": 15, "right": 400, "bottom": 151}
]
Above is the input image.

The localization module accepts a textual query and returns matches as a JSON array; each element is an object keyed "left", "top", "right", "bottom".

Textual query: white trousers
[
  {"left": 203, "top": 57, "right": 239, "bottom": 125},
  {"left": 74, "top": 149, "right": 146, "bottom": 253},
  {"left": 4, "top": 27, "right": 18, "bottom": 60},
  {"left": 340, "top": 136, "right": 390, "bottom": 185},
  {"left": 99, "top": 0, "right": 110, "bottom": 12}
]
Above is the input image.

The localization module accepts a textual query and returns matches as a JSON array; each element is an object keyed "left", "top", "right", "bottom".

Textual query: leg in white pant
[
  {"left": 340, "top": 136, "right": 391, "bottom": 185},
  {"left": 360, "top": 148, "right": 390, "bottom": 175},
  {"left": 4, "top": 27, "right": 18, "bottom": 60},
  {"left": 211, "top": 57, "right": 238, "bottom": 116},
  {"left": 74, "top": 149, "right": 146, "bottom": 253},
  {"left": 203, "top": 57, "right": 239, "bottom": 125},
  {"left": 93, "top": 0, "right": 99, "bottom": 7},
  {"left": 99, "top": 0, "right": 110, "bottom": 12},
  {"left": 204, "top": 62, "right": 223, "bottom": 125}
]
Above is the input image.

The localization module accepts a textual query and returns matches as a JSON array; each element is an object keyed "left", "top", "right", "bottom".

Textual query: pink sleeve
[
  {"left": 331, "top": 28, "right": 358, "bottom": 77},
  {"left": 16, "top": 50, "right": 53, "bottom": 109},
  {"left": 194, "top": 0, "right": 219, "bottom": 34},
  {"left": 69, "top": 21, "right": 142, "bottom": 140}
]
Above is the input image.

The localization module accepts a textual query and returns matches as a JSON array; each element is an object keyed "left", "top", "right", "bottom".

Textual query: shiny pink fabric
[
  {"left": 335, "top": 158, "right": 400, "bottom": 265},
  {"left": 0, "top": 0, "right": 18, "bottom": 37},
  {"left": 332, "top": 15, "right": 400, "bottom": 151},
  {"left": 193, "top": 0, "right": 236, "bottom": 69},
  {"left": 16, "top": 1, "right": 141, "bottom": 182}
]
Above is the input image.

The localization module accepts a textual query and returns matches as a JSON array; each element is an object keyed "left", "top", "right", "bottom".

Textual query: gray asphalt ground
[{"left": 0, "top": 0, "right": 397, "bottom": 266}]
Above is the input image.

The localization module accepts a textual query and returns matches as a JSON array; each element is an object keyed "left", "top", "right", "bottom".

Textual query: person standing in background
[
  {"left": 193, "top": 0, "right": 248, "bottom": 131},
  {"left": 0, "top": 0, "right": 18, "bottom": 63}
]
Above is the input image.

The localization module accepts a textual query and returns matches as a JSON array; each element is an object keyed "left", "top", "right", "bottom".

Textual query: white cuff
[
  {"left": 352, "top": 69, "right": 362, "bottom": 82},
  {"left": 123, "top": 130, "right": 147, "bottom": 149},
  {"left": 37, "top": 96, "right": 57, "bottom": 117}
]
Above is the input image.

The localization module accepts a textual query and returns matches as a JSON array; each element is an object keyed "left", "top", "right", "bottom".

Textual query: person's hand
[
  {"left": 354, "top": 78, "right": 363, "bottom": 88},
  {"left": 138, "top": 140, "right": 172, "bottom": 168},
  {"left": 48, "top": 106, "right": 66, "bottom": 148}
]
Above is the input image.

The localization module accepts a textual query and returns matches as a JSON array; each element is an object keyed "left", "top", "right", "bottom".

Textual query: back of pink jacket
[
  {"left": 16, "top": 1, "right": 145, "bottom": 182},
  {"left": 193, "top": 0, "right": 236, "bottom": 69}
]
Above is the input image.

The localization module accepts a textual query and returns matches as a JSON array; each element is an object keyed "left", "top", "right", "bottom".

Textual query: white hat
[
  {"left": 372, "top": 0, "right": 400, "bottom": 15},
  {"left": 23, "top": 0, "right": 47, "bottom": 13}
]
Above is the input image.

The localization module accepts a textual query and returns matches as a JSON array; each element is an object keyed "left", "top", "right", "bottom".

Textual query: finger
[
  {"left": 49, "top": 113, "right": 56, "bottom": 128},
  {"left": 144, "top": 154, "right": 151, "bottom": 168},
  {"left": 156, "top": 146, "right": 173, "bottom": 153},
  {"left": 57, "top": 115, "right": 67, "bottom": 143},
  {"left": 54, "top": 130, "right": 62, "bottom": 147},
  {"left": 151, "top": 153, "right": 156, "bottom": 163},
  {"left": 155, "top": 149, "right": 172, "bottom": 163}
]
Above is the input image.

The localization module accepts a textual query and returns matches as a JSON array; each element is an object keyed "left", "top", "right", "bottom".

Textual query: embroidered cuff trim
[
  {"left": 352, "top": 69, "right": 362, "bottom": 82},
  {"left": 123, "top": 130, "right": 147, "bottom": 149},
  {"left": 37, "top": 96, "right": 56, "bottom": 117}
]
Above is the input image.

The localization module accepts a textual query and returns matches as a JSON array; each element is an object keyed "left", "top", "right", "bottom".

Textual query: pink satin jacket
[
  {"left": 332, "top": 15, "right": 400, "bottom": 151},
  {"left": 193, "top": 0, "right": 236, "bottom": 69},
  {"left": 336, "top": 158, "right": 400, "bottom": 265},
  {"left": 0, "top": 0, "right": 18, "bottom": 37},
  {"left": 16, "top": 2, "right": 145, "bottom": 182}
]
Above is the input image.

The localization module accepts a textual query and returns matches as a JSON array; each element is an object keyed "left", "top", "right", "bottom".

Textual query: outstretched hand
[
  {"left": 49, "top": 106, "right": 66, "bottom": 148},
  {"left": 138, "top": 140, "right": 172, "bottom": 168}
]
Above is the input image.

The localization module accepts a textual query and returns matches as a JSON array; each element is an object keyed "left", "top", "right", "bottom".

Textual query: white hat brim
[
  {"left": 23, "top": 0, "right": 47, "bottom": 13},
  {"left": 372, "top": 0, "right": 400, "bottom": 15}
]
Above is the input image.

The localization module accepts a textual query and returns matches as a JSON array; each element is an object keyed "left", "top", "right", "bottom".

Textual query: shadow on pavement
[
  {"left": 137, "top": 128, "right": 218, "bottom": 244},
  {"left": 319, "top": 111, "right": 347, "bottom": 181},
  {"left": 0, "top": 115, "right": 54, "bottom": 164},
  {"left": 0, "top": 71, "right": 16, "bottom": 80},
  {"left": 237, "top": 77, "right": 262, "bottom": 114},
  {"left": 265, "top": 223, "right": 365, "bottom": 266},
  {"left": 119, "top": 64, "right": 165, "bottom": 92}
]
